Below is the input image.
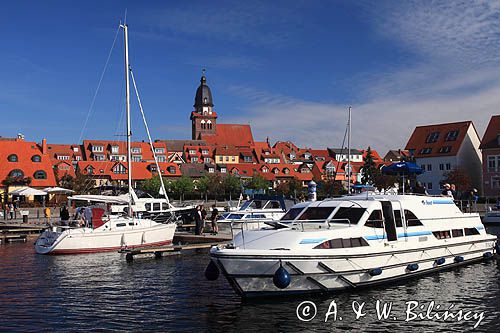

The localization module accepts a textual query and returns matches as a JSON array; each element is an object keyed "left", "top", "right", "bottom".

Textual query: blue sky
[{"left": 1, "top": 0, "right": 500, "bottom": 153}]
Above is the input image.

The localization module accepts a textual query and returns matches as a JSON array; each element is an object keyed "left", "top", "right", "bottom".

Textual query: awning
[{"left": 9, "top": 187, "right": 48, "bottom": 196}]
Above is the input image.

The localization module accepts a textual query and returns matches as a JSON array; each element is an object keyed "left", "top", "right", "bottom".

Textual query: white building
[{"left": 405, "top": 121, "right": 482, "bottom": 195}]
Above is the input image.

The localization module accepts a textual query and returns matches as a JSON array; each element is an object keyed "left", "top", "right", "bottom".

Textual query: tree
[
  {"left": 317, "top": 179, "right": 345, "bottom": 198},
  {"left": 170, "top": 175, "right": 194, "bottom": 202},
  {"left": 223, "top": 174, "right": 242, "bottom": 201},
  {"left": 71, "top": 169, "right": 95, "bottom": 194},
  {"left": 196, "top": 173, "right": 224, "bottom": 201},
  {"left": 360, "top": 146, "right": 380, "bottom": 185},
  {"left": 139, "top": 177, "right": 162, "bottom": 197},
  {"left": 442, "top": 168, "right": 471, "bottom": 193},
  {"left": 245, "top": 174, "right": 269, "bottom": 192}
]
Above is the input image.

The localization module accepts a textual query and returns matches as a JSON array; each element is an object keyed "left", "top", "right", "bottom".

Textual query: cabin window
[
  {"left": 116, "top": 223, "right": 127, "bottom": 227},
  {"left": 269, "top": 201, "right": 281, "bottom": 209},
  {"left": 405, "top": 210, "right": 423, "bottom": 226},
  {"left": 331, "top": 207, "right": 366, "bottom": 224},
  {"left": 129, "top": 222, "right": 134, "bottom": 226},
  {"left": 247, "top": 214, "right": 266, "bottom": 219},
  {"left": 227, "top": 213, "right": 243, "bottom": 220},
  {"left": 394, "top": 210, "right": 403, "bottom": 227},
  {"left": 464, "top": 228, "right": 480, "bottom": 236},
  {"left": 281, "top": 208, "right": 303, "bottom": 221},
  {"left": 452, "top": 229, "right": 464, "bottom": 237},
  {"left": 433, "top": 230, "right": 451, "bottom": 239},
  {"left": 145, "top": 203, "right": 151, "bottom": 211},
  {"left": 153, "top": 203, "right": 161, "bottom": 211},
  {"left": 365, "top": 210, "right": 383, "bottom": 228},
  {"left": 297, "top": 207, "right": 335, "bottom": 221},
  {"left": 314, "top": 237, "right": 369, "bottom": 249},
  {"left": 162, "top": 203, "right": 167, "bottom": 210}
]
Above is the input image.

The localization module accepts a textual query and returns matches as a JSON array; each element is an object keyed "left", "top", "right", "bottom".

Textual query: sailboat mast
[
  {"left": 347, "top": 106, "right": 351, "bottom": 194},
  {"left": 123, "top": 23, "right": 133, "bottom": 217}
]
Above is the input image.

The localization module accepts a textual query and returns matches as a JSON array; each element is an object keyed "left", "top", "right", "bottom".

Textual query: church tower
[{"left": 191, "top": 71, "right": 217, "bottom": 140}]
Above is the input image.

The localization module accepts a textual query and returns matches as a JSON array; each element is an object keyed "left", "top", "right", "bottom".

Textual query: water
[{"left": 1, "top": 227, "right": 499, "bottom": 332}]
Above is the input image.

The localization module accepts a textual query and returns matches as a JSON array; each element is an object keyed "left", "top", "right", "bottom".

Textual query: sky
[{"left": 1, "top": 0, "right": 500, "bottom": 153}]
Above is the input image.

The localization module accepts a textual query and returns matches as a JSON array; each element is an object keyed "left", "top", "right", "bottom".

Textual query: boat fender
[
  {"left": 435, "top": 257, "right": 445, "bottom": 265},
  {"left": 483, "top": 252, "right": 494, "bottom": 259},
  {"left": 273, "top": 261, "right": 291, "bottom": 289},
  {"left": 406, "top": 263, "right": 419, "bottom": 271},
  {"left": 205, "top": 260, "right": 220, "bottom": 281},
  {"left": 368, "top": 268, "right": 383, "bottom": 276},
  {"left": 454, "top": 256, "right": 464, "bottom": 263}
]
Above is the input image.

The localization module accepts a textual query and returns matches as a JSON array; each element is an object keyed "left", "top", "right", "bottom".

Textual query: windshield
[
  {"left": 280, "top": 208, "right": 304, "bottom": 221},
  {"left": 331, "top": 207, "right": 366, "bottom": 224},
  {"left": 227, "top": 213, "right": 244, "bottom": 220},
  {"left": 297, "top": 207, "right": 336, "bottom": 221}
]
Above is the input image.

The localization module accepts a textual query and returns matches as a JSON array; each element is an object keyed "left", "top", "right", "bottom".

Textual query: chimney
[{"left": 42, "top": 138, "right": 47, "bottom": 154}]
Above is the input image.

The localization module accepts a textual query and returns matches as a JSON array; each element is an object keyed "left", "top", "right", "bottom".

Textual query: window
[
  {"left": 331, "top": 207, "right": 366, "bottom": 224},
  {"left": 75, "top": 156, "right": 81, "bottom": 161},
  {"left": 427, "top": 164, "right": 432, "bottom": 171},
  {"left": 116, "top": 223, "right": 127, "bottom": 227},
  {"left": 227, "top": 213, "right": 244, "bottom": 220},
  {"left": 7, "top": 154, "right": 18, "bottom": 162},
  {"left": 464, "top": 228, "right": 480, "bottom": 236},
  {"left": 111, "top": 146, "right": 119, "bottom": 153},
  {"left": 452, "top": 229, "right": 464, "bottom": 237},
  {"left": 283, "top": 168, "right": 290, "bottom": 174},
  {"left": 488, "top": 156, "right": 497, "bottom": 172},
  {"left": 94, "top": 154, "right": 105, "bottom": 161},
  {"left": 113, "top": 164, "right": 126, "bottom": 174},
  {"left": 394, "top": 210, "right": 403, "bottom": 227},
  {"left": 189, "top": 149, "right": 196, "bottom": 155},
  {"left": 492, "top": 177, "right": 500, "bottom": 189},
  {"left": 131, "top": 147, "right": 141, "bottom": 154},
  {"left": 446, "top": 163, "right": 451, "bottom": 170},
  {"left": 281, "top": 208, "right": 304, "bottom": 221},
  {"left": 132, "top": 155, "right": 142, "bottom": 162},
  {"left": 231, "top": 156, "right": 235, "bottom": 162},
  {"left": 420, "top": 148, "right": 432, "bottom": 154},
  {"left": 314, "top": 237, "right": 369, "bottom": 249},
  {"left": 425, "top": 132, "right": 440, "bottom": 143},
  {"left": 438, "top": 146, "right": 452, "bottom": 154},
  {"left": 273, "top": 168, "right": 279, "bottom": 174},
  {"left": 162, "top": 203, "right": 167, "bottom": 210},
  {"left": 297, "top": 207, "right": 336, "bottom": 221},
  {"left": 145, "top": 203, "right": 151, "bottom": 211},
  {"left": 262, "top": 167, "right": 269, "bottom": 173},
  {"left": 154, "top": 148, "right": 165, "bottom": 154},
  {"left": 31, "top": 155, "right": 41, "bottom": 162},
  {"left": 427, "top": 182, "right": 433, "bottom": 190},
  {"left": 168, "top": 166, "right": 176, "bottom": 174},
  {"left": 153, "top": 203, "right": 161, "bottom": 211},
  {"left": 433, "top": 230, "right": 451, "bottom": 239},
  {"left": 157, "top": 156, "right": 166, "bottom": 162},
  {"left": 57, "top": 155, "right": 70, "bottom": 160},
  {"left": 365, "top": 210, "right": 383, "bottom": 228},
  {"left": 220, "top": 167, "right": 227, "bottom": 173},
  {"left": 445, "top": 130, "right": 459, "bottom": 141},
  {"left": 87, "top": 166, "right": 94, "bottom": 175},
  {"left": 404, "top": 210, "right": 423, "bottom": 226},
  {"left": 208, "top": 167, "right": 215, "bottom": 173},
  {"left": 204, "top": 157, "right": 211, "bottom": 163},
  {"left": 201, "top": 149, "right": 209, "bottom": 155},
  {"left": 9, "top": 169, "right": 24, "bottom": 178},
  {"left": 244, "top": 156, "right": 252, "bottom": 163},
  {"left": 225, "top": 156, "right": 229, "bottom": 162},
  {"left": 439, "top": 164, "right": 444, "bottom": 171},
  {"left": 33, "top": 170, "right": 47, "bottom": 179},
  {"left": 191, "top": 157, "right": 198, "bottom": 163},
  {"left": 92, "top": 145, "right": 104, "bottom": 152}
]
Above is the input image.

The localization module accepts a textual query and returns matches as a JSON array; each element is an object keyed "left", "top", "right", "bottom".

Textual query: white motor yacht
[{"left": 206, "top": 193, "right": 499, "bottom": 297}]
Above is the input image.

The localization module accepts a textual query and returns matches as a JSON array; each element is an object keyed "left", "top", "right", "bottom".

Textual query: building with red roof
[
  {"left": 405, "top": 121, "right": 482, "bottom": 194},
  {"left": 0, "top": 136, "right": 57, "bottom": 201},
  {"left": 479, "top": 115, "right": 500, "bottom": 196}
]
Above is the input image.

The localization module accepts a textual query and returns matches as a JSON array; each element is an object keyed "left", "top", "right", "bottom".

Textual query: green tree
[
  {"left": 317, "top": 179, "right": 345, "bottom": 198},
  {"left": 171, "top": 175, "right": 194, "bottom": 202},
  {"left": 139, "top": 177, "right": 162, "bottom": 197},
  {"left": 443, "top": 168, "right": 471, "bottom": 193},
  {"left": 360, "top": 146, "right": 380, "bottom": 185},
  {"left": 245, "top": 174, "right": 270, "bottom": 192},
  {"left": 223, "top": 174, "right": 242, "bottom": 201}
]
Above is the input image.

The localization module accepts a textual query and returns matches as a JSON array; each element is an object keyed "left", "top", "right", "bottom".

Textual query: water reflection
[{"left": 0, "top": 228, "right": 498, "bottom": 332}]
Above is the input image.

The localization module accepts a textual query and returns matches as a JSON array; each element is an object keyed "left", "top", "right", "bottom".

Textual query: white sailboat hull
[{"left": 35, "top": 219, "right": 176, "bottom": 255}]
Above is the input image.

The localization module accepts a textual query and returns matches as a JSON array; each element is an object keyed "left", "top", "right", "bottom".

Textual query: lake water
[{"left": 0, "top": 226, "right": 499, "bottom": 332}]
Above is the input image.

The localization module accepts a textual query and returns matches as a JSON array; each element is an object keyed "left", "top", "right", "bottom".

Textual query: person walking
[{"left": 210, "top": 204, "right": 219, "bottom": 235}]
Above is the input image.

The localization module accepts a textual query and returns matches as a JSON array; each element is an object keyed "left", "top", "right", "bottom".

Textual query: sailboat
[{"left": 35, "top": 24, "right": 176, "bottom": 254}]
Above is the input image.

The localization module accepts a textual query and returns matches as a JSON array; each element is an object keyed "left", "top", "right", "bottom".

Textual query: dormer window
[
  {"left": 111, "top": 146, "right": 119, "bottom": 154},
  {"left": 201, "top": 149, "right": 209, "bottom": 155},
  {"left": 420, "top": 148, "right": 432, "bottom": 155},
  {"left": 189, "top": 149, "right": 196, "bottom": 155},
  {"left": 220, "top": 167, "right": 227, "bottom": 173},
  {"left": 9, "top": 169, "right": 24, "bottom": 177},
  {"left": 425, "top": 132, "right": 440, "bottom": 143},
  {"left": 92, "top": 145, "right": 104, "bottom": 153},
  {"left": 168, "top": 166, "right": 176, "bottom": 174},
  {"left": 7, "top": 154, "right": 18, "bottom": 162},
  {"left": 445, "top": 130, "right": 459, "bottom": 141},
  {"left": 438, "top": 146, "right": 452, "bottom": 154},
  {"left": 283, "top": 168, "right": 290, "bottom": 174},
  {"left": 208, "top": 167, "right": 215, "bottom": 173},
  {"left": 31, "top": 155, "right": 41, "bottom": 162},
  {"left": 113, "top": 164, "right": 126, "bottom": 174},
  {"left": 131, "top": 147, "right": 141, "bottom": 154},
  {"left": 33, "top": 170, "right": 47, "bottom": 179},
  {"left": 154, "top": 148, "right": 165, "bottom": 154},
  {"left": 262, "top": 167, "right": 269, "bottom": 173},
  {"left": 87, "top": 166, "right": 94, "bottom": 175}
]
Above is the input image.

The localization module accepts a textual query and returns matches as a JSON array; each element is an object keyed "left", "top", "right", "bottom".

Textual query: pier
[
  {"left": 121, "top": 232, "right": 232, "bottom": 261},
  {"left": 0, "top": 224, "right": 45, "bottom": 243}
]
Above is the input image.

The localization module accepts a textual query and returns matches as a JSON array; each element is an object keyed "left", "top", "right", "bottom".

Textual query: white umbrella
[
  {"left": 9, "top": 187, "right": 48, "bottom": 196},
  {"left": 43, "top": 187, "right": 75, "bottom": 194}
]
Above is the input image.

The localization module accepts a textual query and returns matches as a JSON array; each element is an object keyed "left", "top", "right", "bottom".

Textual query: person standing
[
  {"left": 200, "top": 205, "right": 207, "bottom": 235},
  {"left": 60, "top": 205, "right": 70, "bottom": 226},
  {"left": 210, "top": 204, "right": 219, "bottom": 235},
  {"left": 441, "top": 183, "right": 452, "bottom": 197},
  {"left": 44, "top": 206, "right": 51, "bottom": 225},
  {"left": 194, "top": 205, "right": 202, "bottom": 235}
]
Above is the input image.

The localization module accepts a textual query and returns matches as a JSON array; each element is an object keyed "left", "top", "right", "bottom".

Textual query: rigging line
[
  {"left": 129, "top": 68, "right": 173, "bottom": 208},
  {"left": 78, "top": 24, "right": 121, "bottom": 144},
  {"left": 331, "top": 119, "right": 348, "bottom": 196}
]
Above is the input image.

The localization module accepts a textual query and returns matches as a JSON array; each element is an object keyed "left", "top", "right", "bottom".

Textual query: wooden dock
[
  {"left": 121, "top": 232, "right": 232, "bottom": 261},
  {"left": 0, "top": 225, "right": 45, "bottom": 243}
]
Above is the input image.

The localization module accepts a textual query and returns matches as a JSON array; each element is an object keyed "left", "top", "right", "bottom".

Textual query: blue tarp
[{"left": 381, "top": 162, "right": 424, "bottom": 176}]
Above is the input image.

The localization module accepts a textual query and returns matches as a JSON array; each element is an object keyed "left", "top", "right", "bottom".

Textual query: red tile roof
[
  {"left": 0, "top": 138, "right": 57, "bottom": 187},
  {"left": 480, "top": 115, "right": 500, "bottom": 149},
  {"left": 202, "top": 124, "right": 254, "bottom": 147},
  {"left": 77, "top": 161, "right": 180, "bottom": 181},
  {"left": 405, "top": 121, "right": 475, "bottom": 158}
]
